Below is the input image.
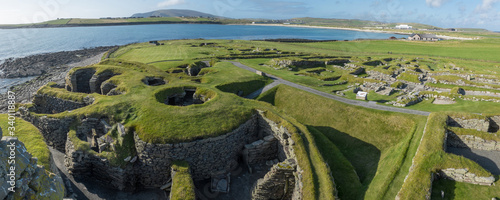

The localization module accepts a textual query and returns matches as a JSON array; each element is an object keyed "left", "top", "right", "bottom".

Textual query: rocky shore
[
  {"left": 0, "top": 47, "right": 114, "bottom": 112},
  {"left": 0, "top": 46, "right": 114, "bottom": 78}
]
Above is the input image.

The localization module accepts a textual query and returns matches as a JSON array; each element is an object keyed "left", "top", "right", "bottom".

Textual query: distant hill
[{"left": 131, "top": 9, "right": 223, "bottom": 18}]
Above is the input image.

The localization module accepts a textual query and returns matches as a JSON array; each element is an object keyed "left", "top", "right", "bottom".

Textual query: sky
[{"left": 0, "top": 0, "right": 499, "bottom": 30}]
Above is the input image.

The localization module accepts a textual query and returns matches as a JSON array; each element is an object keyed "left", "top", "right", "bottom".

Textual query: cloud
[
  {"left": 158, "top": 0, "right": 185, "bottom": 7},
  {"left": 425, "top": 0, "right": 448, "bottom": 7},
  {"left": 475, "top": 0, "right": 500, "bottom": 12}
]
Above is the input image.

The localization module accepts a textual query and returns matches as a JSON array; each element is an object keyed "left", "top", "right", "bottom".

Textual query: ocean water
[
  {"left": 0, "top": 24, "right": 401, "bottom": 92},
  {"left": 0, "top": 24, "right": 401, "bottom": 61}
]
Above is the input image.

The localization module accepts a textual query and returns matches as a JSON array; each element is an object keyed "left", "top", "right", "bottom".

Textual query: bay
[{"left": 0, "top": 24, "right": 401, "bottom": 61}]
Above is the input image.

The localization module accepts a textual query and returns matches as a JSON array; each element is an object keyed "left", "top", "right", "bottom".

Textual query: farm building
[
  {"left": 408, "top": 33, "right": 439, "bottom": 41},
  {"left": 395, "top": 24, "right": 412, "bottom": 29}
]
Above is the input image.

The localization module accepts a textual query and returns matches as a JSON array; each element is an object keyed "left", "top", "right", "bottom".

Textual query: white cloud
[
  {"left": 475, "top": 0, "right": 500, "bottom": 12},
  {"left": 158, "top": 0, "right": 185, "bottom": 7},
  {"left": 425, "top": 0, "right": 448, "bottom": 7}
]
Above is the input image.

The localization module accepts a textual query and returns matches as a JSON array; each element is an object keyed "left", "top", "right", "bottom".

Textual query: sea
[{"left": 0, "top": 24, "right": 401, "bottom": 92}]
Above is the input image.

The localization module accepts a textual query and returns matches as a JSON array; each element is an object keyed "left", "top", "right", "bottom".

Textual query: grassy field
[
  {"left": 170, "top": 161, "right": 196, "bottom": 200},
  {"left": 0, "top": 114, "right": 51, "bottom": 170},
  {"left": 258, "top": 85, "right": 426, "bottom": 200}
]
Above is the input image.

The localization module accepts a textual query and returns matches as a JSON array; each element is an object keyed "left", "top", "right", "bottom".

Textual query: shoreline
[{"left": 242, "top": 23, "right": 475, "bottom": 40}]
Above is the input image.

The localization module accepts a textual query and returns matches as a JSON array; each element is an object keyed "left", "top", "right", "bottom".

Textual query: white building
[{"left": 395, "top": 24, "right": 413, "bottom": 29}]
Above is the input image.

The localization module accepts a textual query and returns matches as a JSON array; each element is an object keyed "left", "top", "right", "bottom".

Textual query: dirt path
[{"left": 228, "top": 61, "right": 431, "bottom": 116}]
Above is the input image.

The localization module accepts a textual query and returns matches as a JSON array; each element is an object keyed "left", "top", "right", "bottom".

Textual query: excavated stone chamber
[{"left": 156, "top": 87, "right": 213, "bottom": 106}]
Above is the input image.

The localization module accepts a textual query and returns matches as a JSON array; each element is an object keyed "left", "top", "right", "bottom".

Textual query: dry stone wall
[
  {"left": 447, "top": 116, "right": 490, "bottom": 132},
  {"left": 447, "top": 131, "right": 500, "bottom": 151},
  {"left": 20, "top": 107, "right": 74, "bottom": 152},
  {"left": 439, "top": 168, "right": 495, "bottom": 185},
  {"left": 252, "top": 159, "right": 297, "bottom": 200},
  {"left": 32, "top": 94, "right": 93, "bottom": 114},
  {"left": 133, "top": 115, "right": 260, "bottom": 186},
  {"left": 64, "top": 138, "right": 133, "bottom": 190}
]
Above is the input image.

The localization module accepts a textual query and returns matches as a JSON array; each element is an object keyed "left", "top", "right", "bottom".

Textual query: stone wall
[
  {"left": 133, "top": 115, "right": 260, "bottom": 187},
  {"left": 251, "top": 114, "right": 303, "bottom": 200},
  {"left": 438, "top": 168, "right": 495, "bottom": 185},
  {"left": 447, "top": 116, "right": 490, "bottom": 132},
  {"left": 32, "top": 94, "right": 93, "bottom": 114},
  {"left": 0, "top": 136, "right": 65, "bottom": 199},
  {"left": 243, "top": 135, "right": 279, "bottom": 165},
  {"left": 252, "top": 159, "right": 297, "bottom": 200},
  {"left": 20, "top": 107, "right": 74, "bottom": 152},
  {"left": 64, "top": 137, "right": 133, "bottom": 190},
  {"left": 446, "top": 131, "right": 500, "bottom": 151}
]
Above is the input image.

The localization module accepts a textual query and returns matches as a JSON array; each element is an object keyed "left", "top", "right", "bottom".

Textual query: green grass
[
  {"left": 431, "top": 177, "right": 500, "bottom": 200},
  {"left": 0, "top": 114, "right": 51, "bottom": 171},
  {"left": 257, "top": 84, "right": 426, "bottom": 200},
  {"left": 170, "top": 161, "right": 196, "bottom": 200},
  {"left": 397, "top": 72, "right": 421, "bottom": 83}
]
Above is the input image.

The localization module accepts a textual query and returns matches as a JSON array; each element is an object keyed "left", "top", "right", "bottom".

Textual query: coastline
[{"left": 242, "top": 23, "right": 475, "bottom": 40}]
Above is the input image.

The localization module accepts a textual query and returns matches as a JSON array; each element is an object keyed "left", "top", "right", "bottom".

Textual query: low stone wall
[
  {"left": 447, "top": 116, "right": 490, "bottom": 132},
  {"left": 447, "top": 131, "right": 500, "bottom": 151},
  {"left": 20, "top": 107, "right": 74, "bottom": 152},
  {"left": 32, "top": 94, "right": 93, "bottom": 114},
  {"left": 0, "top": 136, "right": 65, "bottom": 199},
  {"left": 252, "top": 159, "right": 297, "bottom": 200},
  {"left": 438, "top": 168, "right": 495, "bottom": 185}
]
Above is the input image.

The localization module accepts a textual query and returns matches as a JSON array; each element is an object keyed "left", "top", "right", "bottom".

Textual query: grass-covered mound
[
  {"left": 397, "top": 112, "right": 494, "bottom": 199},
  {"left": 170, "top": 161, "right": 196, "bottom": 200},
  {"left": 258, "top": 84, "right": 427, "bottom": 200},
  {"left": 0, "top": 114, "right": 51, "bottom": 170}
]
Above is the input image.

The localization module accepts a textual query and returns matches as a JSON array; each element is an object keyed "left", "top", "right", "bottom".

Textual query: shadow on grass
[
  {"left": 431, "top": 179, "right": 456, "bottom": 200},
  {"left": 447, "top": 147, "right": 500, "bottom": 175},
  {"left": 313, "top": 126, "right": 381, "bottom": 200}
]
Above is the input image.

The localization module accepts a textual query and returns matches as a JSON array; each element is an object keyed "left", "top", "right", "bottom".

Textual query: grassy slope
[
  {"left": 0, "top": 114, "right": 51, "bottom": 170},
  {"left": 258, "top": 85, "right": 426, "bottom": 200}
]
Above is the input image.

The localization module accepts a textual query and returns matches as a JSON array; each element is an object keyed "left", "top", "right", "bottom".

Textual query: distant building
[
  {"left": 395, "top": 24, "right": 413, "bottom": 29},
  {"left": 356, "top": 91, "right": 367, "bottom": 100},
  {"left": 408, "top": 33, "right": 439, "bottom": 41}
]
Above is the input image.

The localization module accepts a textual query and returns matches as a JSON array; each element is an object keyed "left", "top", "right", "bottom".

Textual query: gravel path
[
  {"left": 229, "top": 61, "right": 431, "bottom": 116},
  {"left": 447, "top": 147, "right": 500, "bottom": 175}
]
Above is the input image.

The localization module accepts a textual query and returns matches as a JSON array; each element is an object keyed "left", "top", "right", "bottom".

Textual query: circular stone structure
[{"left": 156, "top": 86, "right": 215, "bottom": 106}]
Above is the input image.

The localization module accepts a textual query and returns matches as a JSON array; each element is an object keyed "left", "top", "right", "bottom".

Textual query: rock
[
  {"left": 252, "top": 140, "right": 264, "bottom": 146},
  {"left": 0, "top": 126, "right": 2, "bottom": 138},
  {"left": 160, "top": 182, "right": 172, "bottom": 190},
  {"left": 124, "top": 156, "right": 132, "bottom": 162},
  {"left": 117, "top": 123, "right": 126, "bottom": 137},
  {"left": 130, "top": 156, "right": 137, "bottom": 163},
  {"left": 216, "top": 179, "right": 228, "bottom": 192},
  {"left": 98, "top": 143, "right": 107, "bottom": 153}
]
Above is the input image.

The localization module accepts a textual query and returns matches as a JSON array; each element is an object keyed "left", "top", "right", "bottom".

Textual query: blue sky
[{"left": 1, "top": 0, "right": 499, "bottom": 30}]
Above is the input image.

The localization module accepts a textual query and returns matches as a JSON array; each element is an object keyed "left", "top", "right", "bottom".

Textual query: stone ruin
[
  {"left": 142, "top": 76, "right": 166, "bottom": 86},
  {"left": 162, "top": 87, "right": 211, "bottom": 106},
  {"left": 438, "top": 115, "right": 500, "bottom": 185},
  {"left": 21, "top": 100, "right": 304, "bottom": 199},
  {"left": 65, "top": 68, "right": 122, "bottom": 96}
]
